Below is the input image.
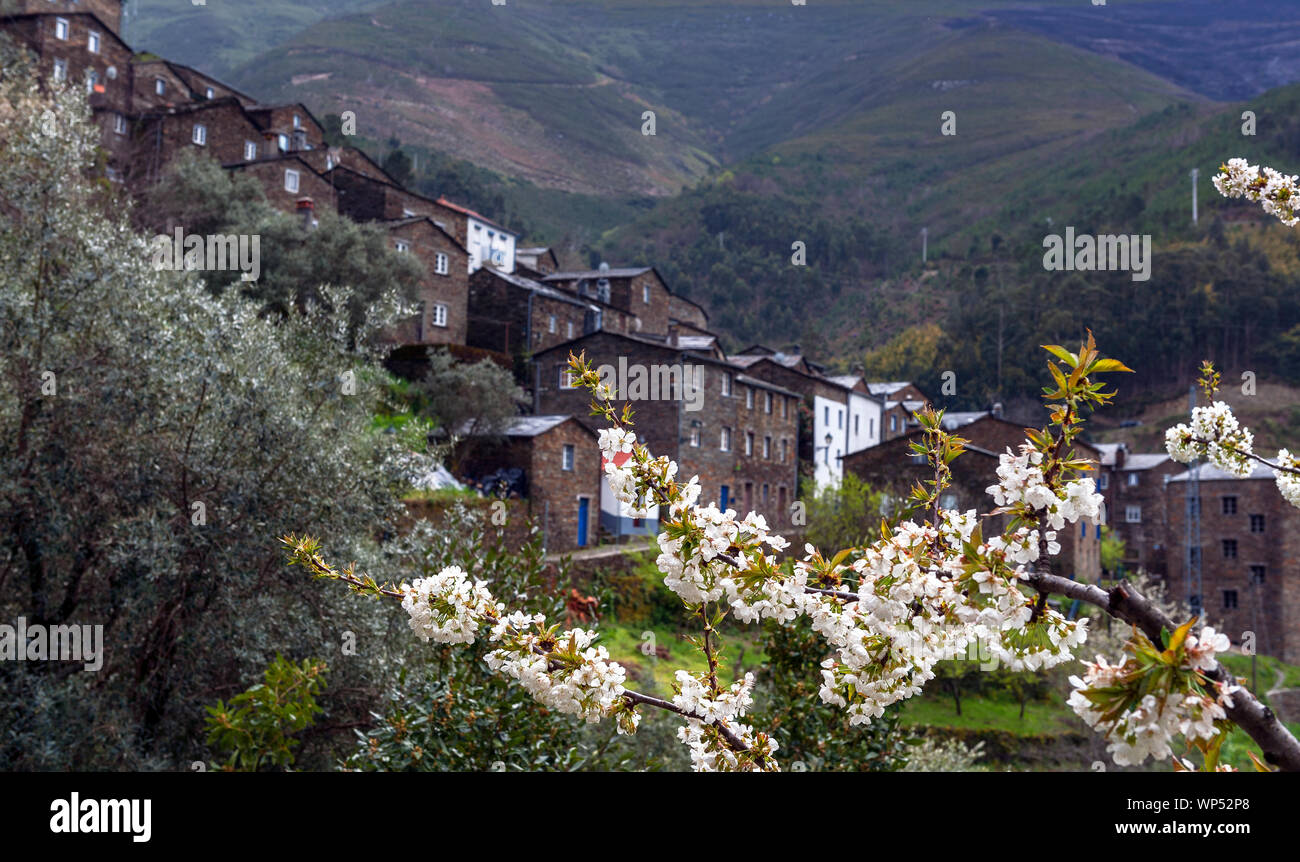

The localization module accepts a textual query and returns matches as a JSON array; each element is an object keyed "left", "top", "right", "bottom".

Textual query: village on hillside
[{"left": 3, "top": 0, "right": 1297, "bottom": 671}]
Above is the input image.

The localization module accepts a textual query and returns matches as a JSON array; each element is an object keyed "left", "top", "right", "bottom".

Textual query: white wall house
[
  {"left": 467, "top": 215, "right": 517, "bottom": 275},
  {"left": 812, "top": 392, "right": 850, "bottom": 489},
  {"left": 829, "top": 375, "right": 883, "bottom": 455}
]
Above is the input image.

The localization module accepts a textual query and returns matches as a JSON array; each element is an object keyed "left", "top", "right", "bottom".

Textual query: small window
[
  {"left": 910, "top": 452, "right": 927, "bottom": 465},
  {"left": 643, "top": 284, "right": 650, "bottom": 304},
  {"left": 854, "top": 415, "right": 859, "bottom": 434},
  {"left": 889, "top": 415, "right": 897, "bottom": 432},
  {"left": 85, "top": 69, "right": 98, "bottom": 94},
  {"left": 782, "top": 397, "right": 789, "bottom": 419},
  {"left": 155, "top": 78, "right": 166, "bottom": 96},
  {"left": 566, "top": 321, "right": 574, "bottom": 339},
  {"left": 838, "top": 409, "right": 843, "bottom": 429},
  {"left": 763, "top": 436, "right": 771, "bottom": 459},
  {"left": 746, "top": 388, "right": 754, "bottom": 409},
  {"left": 765, "top": 392, "right": 773, "bottom": 414},
  {"left": 205, "top": 87, "right": 215, "bottom": 100},
  {"left": 431, "top": 303, "right": 448, "bottom": 328},
  {"left": 940, "top": 492, "right": 958, "bottom": 509},
  {"left": 244, "top": 140, "right": 258, "bottom": 160},
  {"left": 548, "top": 314, "right": 557, "bottom": 334},
  {"left": 558, "top": 366, "right": 577, "bottom": 389},
  {"left": 1099, "top": 472, "right": 1109, "bottom": 490},
  {"left": 562, "top": 444, "right": 575, "bottom": 471},
  {"left": 744, "top": 431, "right": 754, "bottom": 456},
  {"left": 55, "top": 18, "right": 69, "bottom": 41},
  {"left": 191, "top": 123, "right": 207, "bottom": 146},
  {"left": 824, "top": 406, "right": 830, "bottom": 424},
  {"left": 1250, "top": 565, "right": 1266, "bottom": 583},
  {"left": 1222, "top": 539, "right": 1237, "bottom": 559},
  {"left": 293, "top": 113, "right": 302, "bottom": 129},
  {"left": 1223, "top": 590, "right": 1238, "bottom": 610},
  {"left": 284, "top": 169, "right": 300, "bottom": 193},
  {"left": 721, "top": 374, "right": 732, "bottom": 397},
  {"left": 394, "top": 240, "right": 410, "bottom": 253},
  {"left": 53, "top": 58, "right": 68, "bottom": 83},
  {"left": 277, "top": 133, "right": 289, "bottom": 152},
  {"left": 1222, "top": 496, "right": 1238, "bottom": 515},
  {"left": 1126, "top": 472, "right": 1139, "bottom": 487},
  {"left": 1124, "top": 505, "right": 1141, "bottom": 523},
  {"left": 782, "top": 439, "right": 789, "bottom": 463},
  {"left": 1250, "top": 514, "right": 1265, "bottom": 533},
  {"left": 720, "top": 427, "right": 731, "bottom": 452},
  {"left": 435, "top": 252, "right": 449, "bottom": 275},
  {"left": 690, "top": 428, "right": 700, "bottom": 448},
  {"left": 88, "top": 31, "right": 101, "bottom": 54},
  {"left": 113, "top": 113, "right": 127, "bottom": 135}
]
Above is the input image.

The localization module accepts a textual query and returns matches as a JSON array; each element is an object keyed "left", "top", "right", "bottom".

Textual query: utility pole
[
  {"left": 1191, "top": 168, "right": 1200, "bottom": 225},
  {"left": 921, "top": 227, "right": 928, "bottom": 264},
  {"left": 1186, "top": 385, "right": 1203, "bottom": 617}
]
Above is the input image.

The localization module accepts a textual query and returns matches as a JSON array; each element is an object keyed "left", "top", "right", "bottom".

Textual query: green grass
[
  {"left": 599, "top": 620, "right": 766, "bottom": 695},
  {"left": 898, "top": 688, "right": 1084, "bottom": 737}
]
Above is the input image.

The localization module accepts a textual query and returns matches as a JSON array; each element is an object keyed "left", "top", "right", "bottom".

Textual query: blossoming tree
[{"left": 287, "top": 322, "right": 1300, "bottom": 772}]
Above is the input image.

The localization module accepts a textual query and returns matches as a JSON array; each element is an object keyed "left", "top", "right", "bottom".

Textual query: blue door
[
  {"left": 577, "top": 498, "right": 589, "bottom": 547},
  {"left": 720, "top": 485, "right": 730, "bottom": 511}
]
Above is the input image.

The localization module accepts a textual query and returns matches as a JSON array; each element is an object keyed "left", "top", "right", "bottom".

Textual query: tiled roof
[
  {"left": 867, "top": 381, "right": 912, "bottom": 397},
  {"left": 1120, "top": 453, "right": 1172, "bottom": 471},
  {"left": 1167, "top": 462, "right": 1274, "bottom": 482}
]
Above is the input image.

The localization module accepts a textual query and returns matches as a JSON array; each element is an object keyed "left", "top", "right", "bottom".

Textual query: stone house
[
  {"left": 382, "top": 217, "right": 471, "bottom": 347},
  {"left": 1166, "top": 463, "right": 1300, "bottom": 663},
  {"left": 454, "top": 415, "right": 601, "bottom": 553}
]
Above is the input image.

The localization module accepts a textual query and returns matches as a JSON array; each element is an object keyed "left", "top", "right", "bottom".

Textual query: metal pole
[
  {"left": 1191, "top": 168, "right": 1200, "bottom": 225},
  {"left": 921, "top": 227, "right": 928, "bottom": 264}
]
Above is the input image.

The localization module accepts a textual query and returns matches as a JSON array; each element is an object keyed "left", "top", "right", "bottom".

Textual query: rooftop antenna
[{"left": 1190, "top": 168, "right": 1200, "bottom": 225}]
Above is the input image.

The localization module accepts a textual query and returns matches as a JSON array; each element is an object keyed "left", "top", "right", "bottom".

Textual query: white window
[
  {"left": 746, "top": 387, "right": 754, "bottom": 409},
  {"left": 293, "top": 113, "right": 302, "bottom": 129},
  {"left": 765, "top": 392, "right": 773, "bottom": 414},
  {"left": 643, "top": 283, "right": 650, "bottom": 304},
  {"left": 113, "top": 113, "right": 127, "bottom": 135},
  {"left": 745, "top": 431, "right": 754, "bottom": 456},
  {"left": 1099, "top": 472, "right": 1109, "bottom": 490},
  {"left": 155, "top": 78, "right": 166, "bottom": 96},
  {"left": 88, "top": 31, "right": 101, "bottom": 54},
  {"left": 205, "top": 86, "right": 215, "bottom": 100},
  {"left": 435, "top": 252, "right": 449, "bottom": 275},
  {"left": 690, "top": 428, "right": 700, "bottom": 447},
  {"left": 55, "top": 18, "right": 69, "bottom": 41},
  {"left": 284, "top": 169, "right": 300, "bottom": 193},
  {"left": 1125, "top": 505, "right": 1142, "bottom": 524},
  {"left": 53, "top": 58, "right": 68, "bottom": 83},
  {"left": 548, "top": 314, "right": 557, "bottom": 334},
  {"left": 191, "top": 123, "right": 207, "bottom": 146},
  {"left": 243, "top": 140, "right": 258, "bottom": 160},
  {"left": 85, "top": 69, "right": 98, "bottom": 93},
  {"left": 721, "top": 374, "right": 732, "bottom": 397},
  {"left": 720, "top": 427, "right": 731, "bottom": 452},
  {"left": 890, "top": 415, "right": 897, "bottom": 432},
  {"left": 394, "top": 240, "right": 410, "bottom": 253},
  {"left": 566, "top": 321, "right": 575, "bottom": 339},
  {"left": 559, "top": 366, "right": 577, "bottom": 389},
  {"left": 277, "top": 133, "right": 289, "bottom": 152},
  {"left": 432, "top": 303, "right": 448, "bottom": 328},
  {"left": 763, "top": 436, "right": 771, "bottom": 459},
  {"left": 562, "top": 444, "right": 575, "bottom": 471},
  {"left": 1126, "top": 473, "right": 1139, "bottom": 487}
]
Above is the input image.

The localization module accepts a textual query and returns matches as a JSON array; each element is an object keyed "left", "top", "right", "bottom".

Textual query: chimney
[
  {"left": 296, "top": 197, "right": 315, "bottom": 231},
  {"left": 1116, "top": 444, "right": 1126, "bottom": 470},
  {"left": 991, "top": 401, "right": 1004, "bottom": 419},
  {"left": 292, "top": 128, "right": 308, "bottom": 152},
  {"left": 667, "top": 322, "right": 679, "bottom": 348}
]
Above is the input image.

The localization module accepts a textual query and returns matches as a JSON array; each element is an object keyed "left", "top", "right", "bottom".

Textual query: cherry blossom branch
[{"left": 1022, "top": 569, "right": 1300, "bottom": 772}]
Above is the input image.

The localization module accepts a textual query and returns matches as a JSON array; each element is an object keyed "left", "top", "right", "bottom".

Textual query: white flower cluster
[
  {"left": 1274, "top": 449, "right": 1300, "bottom": 509},
  {"left": 656, "top": 506, "right": 788, "bottom": 604},
  {"left": 1165, "top": 401, "right": 1255, "bottom": 477},
  {"left": 673, "top": 672, "right": 778, "bottom": 771},
  {"left": 1067, "top": 628, "right": 1237, "bottom": 767},
  {"left": 486, "top": 623, "right": 633, "bottom": 729},
  {"left": 986, "top": 444, "right": 1104, "bottom": 527},
  {"left": 1213, "top": 157, "right": 1300, "bottom": 226},
  {"left": 399, "top": 566, "right": 501, "bottom": 644}
]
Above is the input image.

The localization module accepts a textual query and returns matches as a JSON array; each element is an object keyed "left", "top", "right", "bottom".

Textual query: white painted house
[{"left": 828, "top": 374, "right": 884, "bottom": 456}]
